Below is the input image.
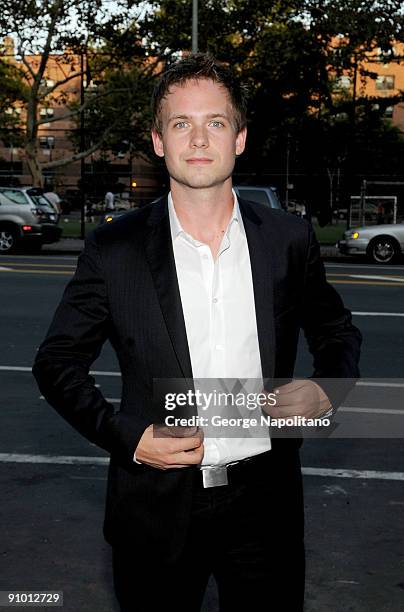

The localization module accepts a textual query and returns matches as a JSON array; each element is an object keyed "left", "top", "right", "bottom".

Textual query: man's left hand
[{"left": 263, "top": 379, "right": 332, "bottom": 419}]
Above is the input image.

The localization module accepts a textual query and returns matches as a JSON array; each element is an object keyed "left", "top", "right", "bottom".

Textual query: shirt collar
[{"left": 168, "top": 189, "right": 244, "bottom": 244}]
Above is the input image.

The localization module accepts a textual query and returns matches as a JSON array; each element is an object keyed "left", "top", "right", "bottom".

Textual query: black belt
[{"left": 196, "top": 450, "right": 273, "bottom": 489}]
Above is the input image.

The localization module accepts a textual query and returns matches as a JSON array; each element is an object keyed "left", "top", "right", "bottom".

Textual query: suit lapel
[
  {"left": 143, "top": 196, "right": 193, "bottom": 380},
  {"left": 239, "top": 198, "right": 276, "bottom": 383},
  {"left": 143, "top": 195, "right": 276, "bottom": 384}
]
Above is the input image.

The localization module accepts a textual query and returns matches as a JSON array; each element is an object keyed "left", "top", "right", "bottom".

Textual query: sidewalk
[{"left": 44, "top": 238, "right": 343, "bottom": 259}]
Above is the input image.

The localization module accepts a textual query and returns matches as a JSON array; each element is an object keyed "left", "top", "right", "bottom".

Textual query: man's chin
[{"left": 171, "top": 173, "right": 233, "bottom": 191}]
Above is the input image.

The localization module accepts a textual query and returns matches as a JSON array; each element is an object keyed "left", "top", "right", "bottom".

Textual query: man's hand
[
  {"left": 134, "top": 424, "right": 204, "bottom": 470},
  {"left": 263, "top": 380, "right": 332, "bottom": 419}
]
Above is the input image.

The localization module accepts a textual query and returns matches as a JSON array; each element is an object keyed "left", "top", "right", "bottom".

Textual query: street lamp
[
  {"left": 192, "top": 0, "right": 198, "bottom": 53},
  {"left": 79, "top": 48, "right": 88, "bottom": 240}
]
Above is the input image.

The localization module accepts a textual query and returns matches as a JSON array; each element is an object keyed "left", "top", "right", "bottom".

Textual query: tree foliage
[
  {"left": 0, "top": 55, "right": 28, "bottom": 148},
  {"left": 0, "top": 0, "right": 151, "bottom": 186},
  {"left": 0, "top": 0, "right": 403, "bottom": 205},
  {"left": 139, "top": 0, "right": 404, "bottom": 211}
]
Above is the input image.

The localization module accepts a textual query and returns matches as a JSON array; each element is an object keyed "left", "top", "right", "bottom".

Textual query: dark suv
[{"left": 0, "top": 187, "right": 62, "bottom": 254}]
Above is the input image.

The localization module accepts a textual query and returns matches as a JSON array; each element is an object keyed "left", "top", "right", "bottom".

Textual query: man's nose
[{"left": 190, "top": 125, "right": 208, "bottom": 147}]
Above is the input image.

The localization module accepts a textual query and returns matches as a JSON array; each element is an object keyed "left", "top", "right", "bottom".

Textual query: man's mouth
[{"left": 186, "top": 158, "right": 214, "bottom": 165}]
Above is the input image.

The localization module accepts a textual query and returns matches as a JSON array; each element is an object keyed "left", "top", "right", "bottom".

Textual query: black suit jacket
[{"left": 33, "top": 195, "right": 361, "bottom": 561}]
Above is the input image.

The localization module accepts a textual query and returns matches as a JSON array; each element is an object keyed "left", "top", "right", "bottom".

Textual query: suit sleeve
[
  {"left": 32, "top": 231, "right": 148, "bottom": 467},
  {"left": 299, "top": 223, "right": 362, "bottom": 409}
]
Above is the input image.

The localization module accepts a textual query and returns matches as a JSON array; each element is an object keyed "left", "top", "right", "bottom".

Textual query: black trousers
[{"left": 112, "top": 449, "right": 305, "bottom": 612}]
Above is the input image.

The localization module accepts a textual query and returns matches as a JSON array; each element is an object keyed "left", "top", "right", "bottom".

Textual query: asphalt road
[{"left": 1, "top": 255, "right": 404, "bottom": 611}]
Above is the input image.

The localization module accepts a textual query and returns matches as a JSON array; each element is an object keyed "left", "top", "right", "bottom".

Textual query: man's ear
[
  {"left": 235, "top": 127, "right": 247, "bottom": 156},
  {"left": 151, "top": 129, "right": 164, "bottom": 158}
]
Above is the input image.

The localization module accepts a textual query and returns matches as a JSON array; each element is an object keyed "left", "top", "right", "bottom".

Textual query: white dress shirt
[{"left": 169, "top": 190, "right": 271, "bottom": 466}]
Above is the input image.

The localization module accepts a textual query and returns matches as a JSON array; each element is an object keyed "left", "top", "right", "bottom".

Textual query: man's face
[{"left": 151, "top": 79, "right": 246, "bottom": 190}]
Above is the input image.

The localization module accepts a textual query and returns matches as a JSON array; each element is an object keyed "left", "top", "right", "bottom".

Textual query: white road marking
[
  {"left": 39, "top": 395, "right": 119, "bottom": 402},
  {"left": 349, "top": 274, "right": 404, "bottom": 282},
  {"left": 0, "top": 366, "right": 33, "bottom": 372},
  {"left": 0, "top": 366, "right": 121, "bottom": 376},
  {"left": 302, "top": 467, "right": 404, "bottom": 481},
  {"left": 356, "top": 381, "right": 404, "bottom": 388},
  {"left": 0, "top": 453, "right": 108, "bottom": 465},
  {"left": 325, "top": 263, "right": 404, "bottom": 270},
  {"left": 1, "top": 453, "right": 404, "bottom": 482},
  {"left": 323, "top": 484, "right": 348, "bottom": 496},
  {"left": 84, "top": 370, "right": 121, "bottom": 376},
  {"left": 1, "top": 255, "right": 77, "bottom": 261},
  {"left": 339, "top": 406, "right": 404, "bottom": 415},
  {"left": 352, "top": 312, "right": 404, "bottom": 317},
  {"left": 4, "top": 262, "right": 75, "bottom": 268},
  {"left": 0, "top": 266, "right": 13, "bottom": 271}
]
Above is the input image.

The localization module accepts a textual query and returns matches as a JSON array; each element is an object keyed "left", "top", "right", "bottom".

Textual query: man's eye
[
  {"left": 209, "top": 120, "right": 224, "bottom": 127},
  {"left": 174, "top": 121, "right": 188, "bottom": 128}
]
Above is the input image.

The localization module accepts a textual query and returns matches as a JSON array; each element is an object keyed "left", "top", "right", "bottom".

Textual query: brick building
[{"left": 0, "top": 36, "right": 161, "bottom": 205}]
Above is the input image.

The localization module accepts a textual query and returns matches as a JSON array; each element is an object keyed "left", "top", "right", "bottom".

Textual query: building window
[
  {"left": 384, "top": 106, "right": 394, "bottom": 118},
  {"left": 376, "top": 75, "right": 395, "bottom": 90},
  {"left": 39, "top": 108, "right": 54, "bottom": 117},
  {"left": 335, "top": 75, "right": 351, "bottom": 90},
  {"left": 39, "top": 136, "right": 55, "bottom": 149}
]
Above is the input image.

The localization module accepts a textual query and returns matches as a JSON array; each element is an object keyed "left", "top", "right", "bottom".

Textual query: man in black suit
[{"left": 33, "top": 53, "right": 361, "bottom": 611}]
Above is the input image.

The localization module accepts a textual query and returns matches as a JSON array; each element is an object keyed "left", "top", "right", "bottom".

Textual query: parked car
[
  {"left": 0, "top": 187, "right": 62, "bottom": 254},
  {"left": 99, "top": 187, "right": 283, "bottom": 226},
  {"left": 337, "top": 223, "right": 404, "bottom": 264},
  {"left": 333, "top": 203, "right": 383, "bottom": 223},
  {"left": 233, "top": 185, "right": 283, "bottom": 210}
]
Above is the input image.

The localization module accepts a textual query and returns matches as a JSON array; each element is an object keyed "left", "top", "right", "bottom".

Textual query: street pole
[
  {"left": 285, "top": 134, "right": 290, "bottom": 211},
  {"left": 346, "top": 53, "right": 358, "bottom": 231},
  {"left": 359, "top": 179, "right": 367, "bottom": 229},
  {"left": 80, "top": 50, "right": 86, "bottom": 240},
  {"left": 192, "top": 0, "right": 198, "bottom": 53}
]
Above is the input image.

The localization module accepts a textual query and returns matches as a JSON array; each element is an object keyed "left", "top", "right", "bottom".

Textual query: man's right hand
[{"left": 134, "top": 424, "right": 204, "bottom": 470}]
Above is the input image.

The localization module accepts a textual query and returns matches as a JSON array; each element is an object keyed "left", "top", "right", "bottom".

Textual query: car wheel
[
  {"left": 0, "top": 229, "right": 18, "bottom": 254},
  {"left": 367, "top": 237, "right": 400, "bottom": 264}
]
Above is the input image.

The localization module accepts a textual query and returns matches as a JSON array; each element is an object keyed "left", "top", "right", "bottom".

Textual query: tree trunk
[{"left": 25, "top": 143, "right": 44, "bottom": 187}]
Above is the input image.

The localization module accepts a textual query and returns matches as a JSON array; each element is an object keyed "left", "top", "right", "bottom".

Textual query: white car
[
  {"left": 0, "top": 186, "right": 62, "bottom": 253},
  {"left": 337, "top": 223, "right": 404, "bottom": 264},
  {"left": 233, "top": 186, "right": 283, "bottom": 210}
]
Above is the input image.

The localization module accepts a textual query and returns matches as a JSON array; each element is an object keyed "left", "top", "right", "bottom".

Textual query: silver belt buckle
[{"left": 201, "top": 466, "right": 228, "bottom": 488}]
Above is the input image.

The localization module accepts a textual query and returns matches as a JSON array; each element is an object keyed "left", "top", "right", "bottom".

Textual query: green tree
[
  {"left": 0, "top": 50, "right": 27, "bottom": 150},
  {"left": 140, "top": 0, "right": 404, "bottom": 210},
  {"left": 68, "top": 53, "right": 155, "bottom": 166},
  {"left": 306, "top": 0, "right": 404, "bottom": 121},
  {"left": 0, "top": 0, "right": 150, "bottom": 187},
  {"left": 140, "top": 0, "right": 326, "bottom": 174}
]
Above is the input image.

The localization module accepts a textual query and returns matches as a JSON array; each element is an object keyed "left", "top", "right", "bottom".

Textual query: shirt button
[{"left": 212, "top": 297, "right": 218, "bottom": 304}]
